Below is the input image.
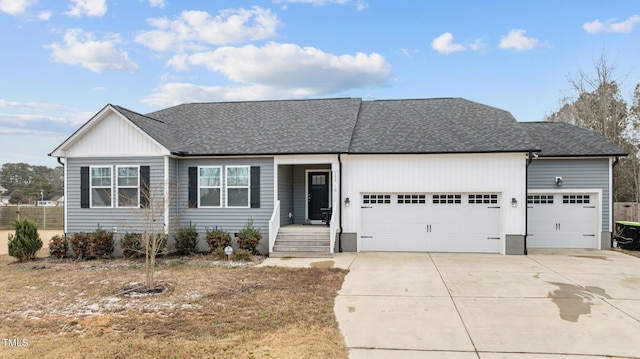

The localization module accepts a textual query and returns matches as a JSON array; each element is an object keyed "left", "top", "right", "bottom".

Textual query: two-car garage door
[{"left": 360, "top": 193, "right": 501, "bottom": 253}]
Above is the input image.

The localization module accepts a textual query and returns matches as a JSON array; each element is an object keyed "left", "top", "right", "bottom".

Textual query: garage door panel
[
  {"left": 527, "top": 193, "right": 597, "bottom": 249},
  {"left": 361, "top": 193, "right": 501, "bottom": 253}
]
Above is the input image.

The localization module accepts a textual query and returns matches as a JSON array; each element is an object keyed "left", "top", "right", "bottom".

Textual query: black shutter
[
  {"left": 80, "top": 167, "right": 89, "bottom": 208},
  {"left": 140, "top": 166, "right": 150, "bottom": 208},
  {"left": 188, "top": 167, "right": 197, "bottom": 208},
  {"left": 250, "top": 166, "right": 260, "bottom": 208}
]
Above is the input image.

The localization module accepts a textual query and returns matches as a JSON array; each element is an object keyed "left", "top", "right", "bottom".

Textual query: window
[
  {"left": 90, "top": 167, "right": 112, "bottom": 207},
  {"left": 527, "top": 195, "right": 554, "bottom": 204},
  {"left": 117, "top": 166, "right": 139, "bottom": 207},
  {"left": 227, "top": 166, "right": 250, "bottom": 207},
  {"left": 563, "top": 194, "right": 590, "bottom": 204},
  {"left": 469, "top": 194, "right": 498, "bottom": 204},
  {"left": 199, "top": 167, "right": 221, "bottom": 207},
  {"left": 433, "top": 194, "right": 461, "bottom": 204},
  {"left": 363, "top": 194, "right": 391, "bottom": 204},
  {"left": 398, "top": 194, "right": 426, "bottom": 204}
]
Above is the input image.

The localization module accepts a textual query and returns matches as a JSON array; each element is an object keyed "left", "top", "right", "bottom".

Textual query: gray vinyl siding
[
  {"left": 292, "top": 164, "right": 331, "bottom": 224},
  {"left": 66, "top": 156, "right": 166, "bottom": 255},
  {"left": 168, "top": 157, "right": 179, "bottom": 232},
  {"left": 176, "top": 157, "right": 274, "bottom": 254},
  {"left": 278, "top": 165, "right": 294, "bottom": 226},
  {"left": 528, "top": 158, "right": 611, "bottom": 231}
]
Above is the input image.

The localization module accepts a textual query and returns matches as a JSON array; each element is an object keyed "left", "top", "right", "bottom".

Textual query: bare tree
[{"left": 547, "top": 54, "right": 638, "bottom": 201}]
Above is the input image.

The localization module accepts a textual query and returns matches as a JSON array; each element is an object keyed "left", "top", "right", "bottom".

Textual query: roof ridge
[{"left": 113, "top": 104, "right": 165, "bottom": 124}]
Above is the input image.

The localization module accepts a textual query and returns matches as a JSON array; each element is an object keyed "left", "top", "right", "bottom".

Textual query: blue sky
[{"left": 1, "top": 0, "right": 639, "bottom": 167}]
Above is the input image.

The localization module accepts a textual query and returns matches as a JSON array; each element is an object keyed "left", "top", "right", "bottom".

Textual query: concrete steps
[{"left": 271, "top": 225, "right": 332, "bottom": 258}]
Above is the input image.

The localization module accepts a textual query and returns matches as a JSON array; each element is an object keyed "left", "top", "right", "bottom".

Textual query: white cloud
[
  {"left": 148, "top": 0, "right": 164, "bottom": 8},
  {"left": 0, "top": 0, "right": 35, "bottom": 15},
  {"left": 184, "top": 42, "right": 391, "bottom": 94},
  {"left": 275, "top": 0, "right": 368, "bottom": 10},
  {"left": 0, "top": 99, "right": 65, "bottom": 110},
  {"left": 47, "top": 28, "right": 139, "bottom": 73},
  {"left": 583, "top": 15, "right": 640, "bottom": 34},
  {"left": 135, "top": 6, "right": 280, "bottom": 52},
  {"left": 431, "top": 33, "right": 467, "bottom": 55},
  {"left": 144, "top": 43, "right": 391, "bottom": 106},
  {"left": 498, "top": 29, "right": 540, "bottom": 52},
  {"left": 65, "top": 0, "right": 107, "bottom": 18},
  {"left": 37, "top": 11, "right": 52, "bottom": 20}
]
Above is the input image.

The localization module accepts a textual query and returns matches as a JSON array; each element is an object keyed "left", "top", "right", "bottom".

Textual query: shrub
[
  {"left": 174, "top": 221, "right": 199, "bottom": 255},
  {"left": 211, "top": 247, "right": 227, "bottom": 260},
  {"left": 236, "top": 218, "right": 262, "bottom": 255},
  {"left": 234, "top": 249, "right": 252, "bottom": 261},
  {"left": 120, "top": 232, "right": 142, "bottom": 259},
  {"left": 69, "top": 232, "right": 90, "bottom": 260},
  {"left": 89, "top": 226, "right": 114, "bottom": 259},
  {"left": 7, "top": 218, "right": 42, "bottom": 261},
  {"left": 206, "top": 226, "right": 232, "bottom": 252},
  {"left": 48, "top": 234, "right": 68, "bottom": 259}
]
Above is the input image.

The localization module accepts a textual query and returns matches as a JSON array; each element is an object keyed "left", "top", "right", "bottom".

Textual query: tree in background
[
  {"left": 0, "top": 163, "right": 63, "bottom": 204},
  {"left": 547, "top": 55, "right": 640, "bottom": 202}
]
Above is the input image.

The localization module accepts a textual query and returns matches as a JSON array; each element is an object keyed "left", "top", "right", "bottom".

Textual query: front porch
[{"left": 269, "top": 155, "right": 341, "bottom": 258}]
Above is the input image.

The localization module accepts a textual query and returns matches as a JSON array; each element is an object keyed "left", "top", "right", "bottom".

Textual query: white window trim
[
  {"left": 226, "top": 165, "right": 250, "bottom": 208},
  {"left": 198, "top": 166, "right": 222, "bottom": 208},
  {"left": 116, "top": 165, "right": 140, "bottom": 208},
  {"left": 89, "top": 165, "right": 113, "bottom": 208}
]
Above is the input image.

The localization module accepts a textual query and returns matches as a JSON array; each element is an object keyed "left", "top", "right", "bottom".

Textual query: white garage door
[
  {"left": 527, "top": 193, "right": 598, "bottom": 248},
  {"left": 361, "top": 193, "right": 501, "bottom": 253}
]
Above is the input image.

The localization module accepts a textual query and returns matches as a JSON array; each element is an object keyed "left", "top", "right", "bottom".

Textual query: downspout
[
  {"left": 524, "top": 151, "right": 534, "bottom": 255},
  {"left": 612, "top": 156, "right": 620, "bottom": 247},
  {"left": 338, "top": 154, "right": 343, "bottom": 252}
]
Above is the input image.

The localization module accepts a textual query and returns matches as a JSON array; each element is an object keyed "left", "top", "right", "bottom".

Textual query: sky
[{"left": 1, "top": 0, "right": 639, "bottom": 167}]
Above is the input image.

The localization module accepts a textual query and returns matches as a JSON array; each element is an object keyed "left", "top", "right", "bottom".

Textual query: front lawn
[{"left": 0, "top": 255, "right": 348, "bottom": 358}]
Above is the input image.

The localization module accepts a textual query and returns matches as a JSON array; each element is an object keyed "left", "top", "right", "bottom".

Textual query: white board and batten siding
[
  {"left": 58, "top": 110, "right": 169, "bottom": 158},
  {"left": 341, "top": 153, "right": 528, "bottom": 253},
  {"left": 527, "top": 158, "right": 609, "bottom": 249}
]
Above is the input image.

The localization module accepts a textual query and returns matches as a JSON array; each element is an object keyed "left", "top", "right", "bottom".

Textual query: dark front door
[{"left": 308, "top": 172, "right": 329, "bottom": 221}]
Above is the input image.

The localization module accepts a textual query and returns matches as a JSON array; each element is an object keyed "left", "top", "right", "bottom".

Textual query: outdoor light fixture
[
  {"left": 511, "top": 197, "right": 517, "bottom": 208},
  {"left": 344, "top": 197, "right": 351, "bottom": 207},
  {"left": 555, "top": 177, "right": 563, "bottom": 187}
]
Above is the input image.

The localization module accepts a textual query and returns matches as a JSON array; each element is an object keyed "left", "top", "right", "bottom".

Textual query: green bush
[
  {"left": 206, "top": 226, "right": 232, "bottom": 252},
  {"left": 236, "top": 218, "right": 262, "bottom": 255},
  {"left": 174, "top": 222, "right": 199, "bottom": 255},
  {"left": 7, "top": 218, "right": 42, "bottom": 261},
  {"left": 211, "top": 246, "right": 227, "bottom": 260},
  {"left": 69, "top": 232, "right": 90, "bottom": 260},
  {"left": 120, "top": 232, "right": 142, "bottom": 259},
  {"left": 48, "top": 234, "right": 68, "bottom": 259},
  {"left": 89, "top": 226, "right": 114, "bottom": 259}
]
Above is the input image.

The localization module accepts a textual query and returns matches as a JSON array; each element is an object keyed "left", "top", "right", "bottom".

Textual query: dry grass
[{"left": 0, "top": 254, "right": 348, "bottom": 359}]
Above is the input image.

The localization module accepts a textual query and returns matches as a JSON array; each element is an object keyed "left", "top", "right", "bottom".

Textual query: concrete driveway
[{"left": 334, "top": 249, "right": 640, "bottom": 358}]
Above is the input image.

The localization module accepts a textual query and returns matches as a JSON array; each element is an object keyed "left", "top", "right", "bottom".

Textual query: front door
[{"left": 307, "top": 172, "right": 330, "bottom": 221}]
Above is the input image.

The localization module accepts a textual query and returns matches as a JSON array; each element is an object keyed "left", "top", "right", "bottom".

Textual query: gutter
[{"left": 56, "top": 157, "right": 67, "bottom": 235}]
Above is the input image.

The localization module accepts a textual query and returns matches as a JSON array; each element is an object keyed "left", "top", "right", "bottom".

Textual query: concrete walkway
[{"left": 262, "top": 250, "right": 640, "bottom": 358}]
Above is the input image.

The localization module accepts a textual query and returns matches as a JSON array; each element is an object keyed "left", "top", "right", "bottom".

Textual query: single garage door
[
  {"left": 527, "top": 193, "right": 598, "bottom": 248},
  {"left": 361, "top": 193, "right": 501, "bottom": 252}
]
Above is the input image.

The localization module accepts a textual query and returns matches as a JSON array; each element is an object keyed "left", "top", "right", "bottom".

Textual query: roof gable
[
  {"left": 50, "top": 105, "right": 170, "bottom": 158},
  {"left": 519, "top": 122, "right": 626, "bottom": 157}
]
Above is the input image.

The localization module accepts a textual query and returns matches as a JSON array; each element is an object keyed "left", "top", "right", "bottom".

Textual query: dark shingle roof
[
  {"left": 348, "top": 98, "right": 536, "bottom": 153},
  {"left": 144, "top": 98, "right": 361, "bottom": 155},
  {"left": 519, "top": 122, "right": 626, "bottom": 157}
]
